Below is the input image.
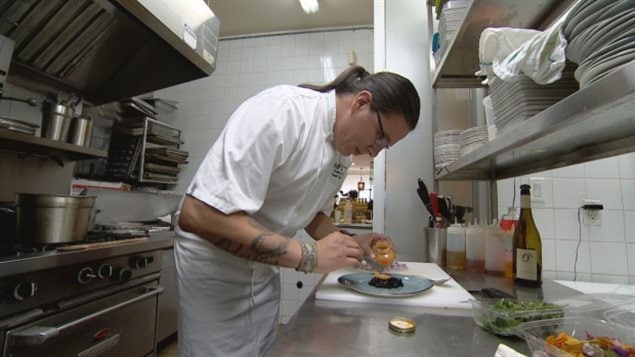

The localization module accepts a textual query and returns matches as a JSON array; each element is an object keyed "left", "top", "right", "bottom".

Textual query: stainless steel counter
[{"left": 267, "top": 270, "right": 582, "bottom": 357}]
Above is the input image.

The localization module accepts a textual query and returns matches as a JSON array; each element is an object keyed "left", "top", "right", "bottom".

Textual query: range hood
[{"left": 0, "top": 0, "right": 220, "bottom": 105}]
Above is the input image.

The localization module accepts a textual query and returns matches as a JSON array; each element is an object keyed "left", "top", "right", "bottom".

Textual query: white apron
[{"left": 174, "top": 231, "right": 280, "bottom": 356}]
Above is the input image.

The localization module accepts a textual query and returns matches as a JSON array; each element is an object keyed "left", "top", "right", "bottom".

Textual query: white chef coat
[{"left": 175, "top": 85, "right": 351, "bottom": 356}]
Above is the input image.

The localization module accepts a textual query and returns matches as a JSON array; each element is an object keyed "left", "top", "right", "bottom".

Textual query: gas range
[{"left": 0, "top": 233, "right": 173, "bottom": 356}]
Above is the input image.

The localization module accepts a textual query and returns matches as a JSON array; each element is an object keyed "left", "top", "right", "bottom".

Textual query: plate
[
  {"left": 563, "top": 0, "right": 595, "bottom": 39},
  {"left": 580, "top": 50, "right": 635, "bottom": 88},
  {"left": 576, "top": 10, "right": 635, "bottom": 63},
  {"left": 569, "top": 0, "right": 615, "bottom": 40},
  {"left": 337, "top": 273, "right": 433, "bottom": 297}
]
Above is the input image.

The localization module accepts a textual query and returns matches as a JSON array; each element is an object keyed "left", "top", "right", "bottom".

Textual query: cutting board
[{"left": 315, "top": 262, "right": 473, "bottom": 309}]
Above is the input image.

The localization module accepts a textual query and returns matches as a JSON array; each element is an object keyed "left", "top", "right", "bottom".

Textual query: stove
[{"left": 0, "top": 234, "right": 172, "bottom": 356}]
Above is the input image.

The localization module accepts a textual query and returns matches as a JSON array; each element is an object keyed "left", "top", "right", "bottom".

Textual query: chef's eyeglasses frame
[{"left": 375, "top": 111, "right": 390, "bottom": 149}]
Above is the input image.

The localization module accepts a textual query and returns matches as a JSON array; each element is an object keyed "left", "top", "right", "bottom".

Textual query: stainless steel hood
[{"left": 0, "top": 0, "right": 219, "bottom": 105}]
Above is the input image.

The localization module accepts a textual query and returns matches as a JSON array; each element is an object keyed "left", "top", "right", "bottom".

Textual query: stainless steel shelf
[
  {"left": 436, "top": 61, "right": 635, "bottom": 180},
  {"left": 432, "top": 0, "right": 573, "bottom": 88},
  {"left": 0, "top": 129, "right": 107, "bottom": 161}
]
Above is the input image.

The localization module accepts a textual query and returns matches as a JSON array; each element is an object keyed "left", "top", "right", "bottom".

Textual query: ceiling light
[{"left": 299, "top": 0, "right": 319, "bottom": 14}]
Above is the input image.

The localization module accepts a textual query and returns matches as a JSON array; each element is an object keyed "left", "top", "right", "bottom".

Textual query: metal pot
[{"left": 16, "top": 193, "right": 96, "bottom": 244}]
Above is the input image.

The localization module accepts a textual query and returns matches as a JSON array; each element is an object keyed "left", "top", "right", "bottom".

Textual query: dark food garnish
[{"left": 369, "top": 277, "right": 404, "bottom": 289}]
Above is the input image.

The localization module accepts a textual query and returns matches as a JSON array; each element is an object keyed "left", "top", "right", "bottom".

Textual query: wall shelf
[
  {"left": 435, "top": 61, "right": 635, "bottom": 180},
  {"left": 0, "top": 128, "right": 107, "bottom": 161},
  {"left": 432, "top": 0, "right": 573, "bottom": 88}
]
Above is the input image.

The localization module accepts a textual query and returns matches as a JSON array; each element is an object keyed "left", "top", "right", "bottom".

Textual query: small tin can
[{"left": 389, "top": 317, "right": 416, "bottom": 334}]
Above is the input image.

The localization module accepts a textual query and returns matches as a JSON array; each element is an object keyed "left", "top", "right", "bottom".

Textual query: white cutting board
[{"left": 315, "top": 262, "right": 473, "bottom": 309}]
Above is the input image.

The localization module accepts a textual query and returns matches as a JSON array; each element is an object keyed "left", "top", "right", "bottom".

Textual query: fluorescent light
[{"left": 299, "top": 0, "right": 319, "bottom": 14}]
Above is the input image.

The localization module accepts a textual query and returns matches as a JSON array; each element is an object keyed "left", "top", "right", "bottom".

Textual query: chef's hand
[{"left": 313, "top": 231, "right": 363, "bottom": 272}]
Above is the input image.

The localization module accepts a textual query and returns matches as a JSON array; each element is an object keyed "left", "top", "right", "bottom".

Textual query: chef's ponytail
[
  {"left": 299, "top": 65, "right": 420, "bottom": 130},
  {"left": 299, "top": 65, "right": 370, "bottom": 93}
]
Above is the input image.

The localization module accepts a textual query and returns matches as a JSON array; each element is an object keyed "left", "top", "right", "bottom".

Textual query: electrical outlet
[
  {"left": 582, "top": 199, "right": 603, "bottom": 226},
  {"left": 583, "top": 209, "right": 601, "bottom": 226}
]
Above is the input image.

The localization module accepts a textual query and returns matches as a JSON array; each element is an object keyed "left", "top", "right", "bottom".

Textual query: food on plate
[
  {"left": 545, "top": 332, "right": 635, "bottom": 357},
  {"left": 475, "top": 298, "right": 565, "bottom": 335},
  {"left": 373, "top": 272, "right": 392, "bottom": 280},
  {"left": 369, "top": 272, "right": 404, "bottom": 289}
]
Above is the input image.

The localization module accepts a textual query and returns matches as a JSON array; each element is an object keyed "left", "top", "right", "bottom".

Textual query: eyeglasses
[{"left": 375, "top": 111, "right": 390, "bottom": 149}]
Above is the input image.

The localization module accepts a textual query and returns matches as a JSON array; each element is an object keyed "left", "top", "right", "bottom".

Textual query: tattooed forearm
[
  {"left": 247, "top": 218, "right": 270, "bottom": 232},
  {"left": 216, "top": 239, "right": 244, "bottom": 255},
  {"left": 213, "top": 233, "right": 290, "bottom": 267}
]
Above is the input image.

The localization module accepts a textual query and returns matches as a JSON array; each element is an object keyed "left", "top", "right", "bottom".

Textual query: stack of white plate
[
  {"left": 459, "top": 126, "right": 488, "bottom": 156},
  {"left": 563, "top": 0, "right": 635, "bottom": 88},
  {"left": 434, "top": 129, "right": 461, "bottom": 168},
  {"left": 436, "top": 0, "right": 469, "bottom": 63},
  {"left": 488, "top": 70, "right": 578, "bottom": 134}
]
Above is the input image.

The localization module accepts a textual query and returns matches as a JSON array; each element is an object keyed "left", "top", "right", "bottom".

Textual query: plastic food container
[
  {"left": 471, "top": 294, "right": 632, "bottom": 337},
  {"left": 604, "top": 303, "right": 635, "bottom": 330},
  {"left": 517, "top": 316, "right": 635, "bottom": 357},
  {"left": 471, "top": 298, "right": 566, "bottom": 336}
]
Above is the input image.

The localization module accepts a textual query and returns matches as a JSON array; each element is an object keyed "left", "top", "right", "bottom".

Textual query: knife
[
  {"left": 416, "top": 178, "right": 435, "bottom": 218},
  {"left": 438, "top": 195, "right": 452, "bottom": 222},
  {"left": 429, "top": 191, "right": 443, "bottom": 227}
]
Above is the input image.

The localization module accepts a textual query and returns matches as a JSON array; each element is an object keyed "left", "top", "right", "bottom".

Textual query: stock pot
[{"left": 16, "top": 193, "right": 96, "bottom": 244}]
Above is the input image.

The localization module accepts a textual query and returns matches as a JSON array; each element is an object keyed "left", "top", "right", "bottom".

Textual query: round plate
[
  {"left": 337, "top": 273, "right": 433, "bottom": 297},
  {"left": 564, "top": 0, "right": 595, "bottom": 39},
  {"left": 569, "top": 0, "right": 616, "bottom": 40},
  {"left": 580, "top": 50, "right": 635, "bottom": 87},
  {"left": 577, "top": 10, "right": 635, "bottom": 63}
]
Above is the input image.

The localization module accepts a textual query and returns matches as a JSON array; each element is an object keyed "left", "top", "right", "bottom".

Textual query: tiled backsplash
[{"left": 498, "top": 154, "right": 635, "bottom": 285}]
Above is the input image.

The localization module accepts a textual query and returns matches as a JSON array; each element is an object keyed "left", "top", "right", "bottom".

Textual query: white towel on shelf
[
  {"left": 476, "top": 27, "right": 539, "bottom": 85},
  {"left": 494, "top": 16, "right": 569, "bottom": 85}
]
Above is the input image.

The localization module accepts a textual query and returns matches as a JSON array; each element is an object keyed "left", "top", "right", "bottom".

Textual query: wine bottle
[{"left": 512, "top": 184, "right": 542, "bottom": 287}]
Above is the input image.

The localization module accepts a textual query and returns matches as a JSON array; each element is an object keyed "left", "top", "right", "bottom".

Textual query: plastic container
[
  {"left": 518, "top": 316, "right": 635, "bottom": 357},
  {"left": 446, "top": 223, "right": 466, "bottom": 270},
  {"left": 466, "top": 220, "right": 485, "bottom": 272},
  {"left": 471, "top": 294, "right": 633, "bottom": 337},
  {"left": 502, "top": 228, "right": 514, "bottom": 277},
  {"left": 500, "top": 206, "right": 518, "bottom": 232},
  {"left": 485, "top": 221, "right": 505, "bottom": 275},
  {"left": 471, "top": 298, "right": 566, "bottom": 336},
  {"left": 604, "top": 304, "right": 635, "bottom": 330}
]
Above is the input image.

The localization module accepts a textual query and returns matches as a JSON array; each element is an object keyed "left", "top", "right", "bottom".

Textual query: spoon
[
  {"left": 428, "top": 277, "right": 451, "bottom": 286},
  {"left": 363, "top": 255, "right": 385, "bottom": 272}
]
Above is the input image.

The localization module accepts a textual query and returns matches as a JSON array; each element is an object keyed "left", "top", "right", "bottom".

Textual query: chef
[{"left": 175, "top": 65, "right": 421, "bottom": 356}]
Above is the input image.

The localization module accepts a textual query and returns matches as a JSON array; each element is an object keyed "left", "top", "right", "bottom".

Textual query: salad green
[{"left": 476, "top": 298, "right": 565, "bottom": 335}]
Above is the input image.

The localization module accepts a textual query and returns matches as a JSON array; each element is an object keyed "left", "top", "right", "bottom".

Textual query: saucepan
[{"left": 15, "top": 193, "right": 96, "bottom": 244}]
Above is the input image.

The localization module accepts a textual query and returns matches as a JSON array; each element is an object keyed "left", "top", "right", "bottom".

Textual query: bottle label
[{"left": 516, "top": 248, "right": 537, "bottom": 280}]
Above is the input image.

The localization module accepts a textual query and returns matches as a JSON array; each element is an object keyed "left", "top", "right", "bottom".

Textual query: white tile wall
[
  {"left": 498, "top": 153, "right": 635, "bottom": 285},
  {"left": 154, "top": 28, "right": 374, "bottom": 323}
]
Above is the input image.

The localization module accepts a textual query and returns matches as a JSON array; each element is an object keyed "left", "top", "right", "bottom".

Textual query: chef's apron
[{"left": 174, "top": 230, "right": 280, "bottom": 357}]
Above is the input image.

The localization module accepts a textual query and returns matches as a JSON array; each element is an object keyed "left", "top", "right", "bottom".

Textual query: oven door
[{"left": 4, "top": 281, "right": 162, "bottom": 357}]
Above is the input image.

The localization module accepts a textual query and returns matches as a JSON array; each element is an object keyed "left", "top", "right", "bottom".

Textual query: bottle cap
[{"left": 389, "top": 317, "right": 416, "bottom": 334}]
